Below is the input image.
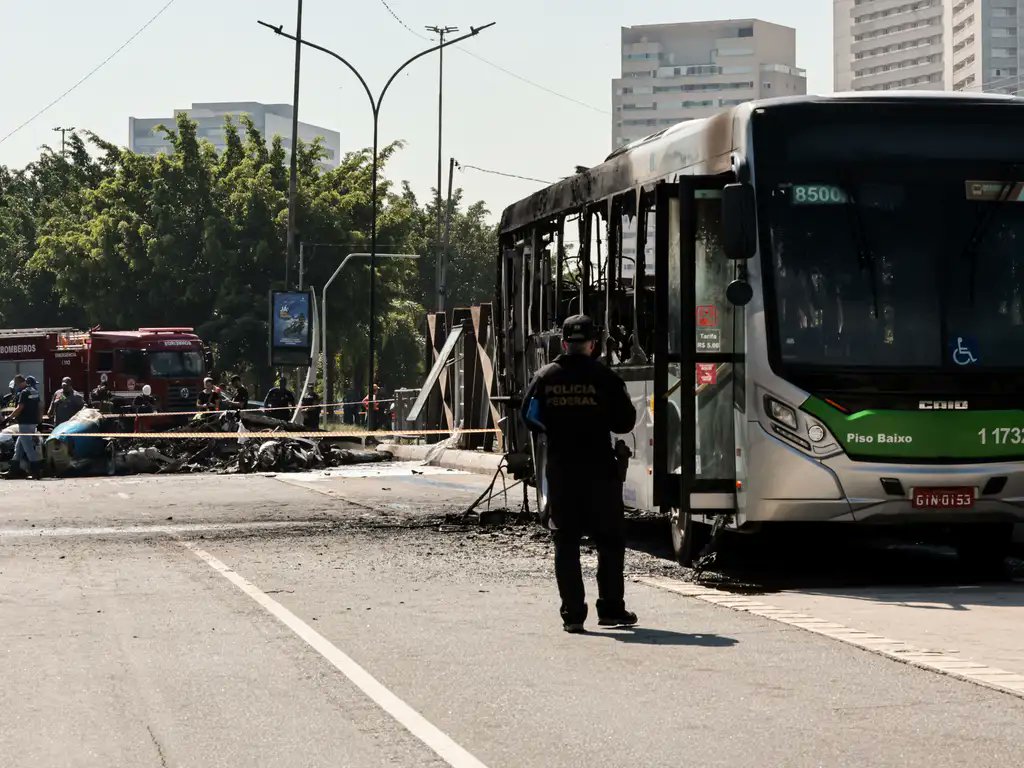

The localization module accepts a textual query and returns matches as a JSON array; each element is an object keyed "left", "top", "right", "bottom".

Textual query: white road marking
[
  {"left": 639, "top": 576, "right": 1024, "bottom": 700},
  {"left": 0, "top": 520, "right": 329, "bottom": 539},
  {"left": 184, "top": 544, "right": 489, "bottom": 768}
]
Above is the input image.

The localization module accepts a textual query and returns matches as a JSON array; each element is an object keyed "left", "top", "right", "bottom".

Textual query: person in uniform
[
  {"left": 227, "top": 375, "right": 249, "bottom": 411},
  {"left": 48, "top": 377, "right": 85, "bottom": 426},
  {"left": 1, "top": 374, "right": 43, "bottom": 479},
  {"left": 301, "top": 386, "right": 321, "bottom": 430},
  {"left": 521, "top": 314, "right": 638, "bottom": 633},
  {"left": 132, "top": 384, "right": 157, "bottom": 414},
  {"left": 263, "top": 378, "right": 296, "bottom": 417},
  {"left": 196, "top": 377, "right": 224, "bottom": 412},
  {"left": 90, "top": 374, "right": 113, "bottom": 413}
]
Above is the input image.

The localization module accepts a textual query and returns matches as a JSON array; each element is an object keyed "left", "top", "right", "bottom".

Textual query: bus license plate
[{"left": 911, "top": 487, "right": 975, "bottom": 509}]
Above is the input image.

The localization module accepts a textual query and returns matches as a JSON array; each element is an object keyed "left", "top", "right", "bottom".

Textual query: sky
[{"left": 0, "top": 0, "right": 834, "bottom": 222}]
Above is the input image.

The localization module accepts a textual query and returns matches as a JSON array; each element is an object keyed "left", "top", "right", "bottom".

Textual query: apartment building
[
  {"left": 612, "top": 19, "right": 806, "bottom": 150},
  {"left": 835, "top": 0, "right": 1024, "bottom": 94}
]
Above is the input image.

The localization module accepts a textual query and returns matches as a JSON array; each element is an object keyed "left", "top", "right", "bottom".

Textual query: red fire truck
[{"left": 0, "top": 327, "right": 211, "bottom": 413}]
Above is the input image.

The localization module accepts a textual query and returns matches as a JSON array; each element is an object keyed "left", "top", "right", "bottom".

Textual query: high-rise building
[
  {"left": 611, "top": 20, "right": 805, "bottom": 277},
  {"left": 834, "top": 0, "right": 1023, "bottom": 94},
  {"left": 129, "top": 102, "right": 341, "bottom": 168},
  {"left": 612, "top": 19, "right": 807, "bottom": 150}
]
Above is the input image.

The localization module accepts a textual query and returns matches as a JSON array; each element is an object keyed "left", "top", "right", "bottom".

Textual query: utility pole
[
  {"left": 286, "top": 0, "right": 304, "bottom": 289},
  {"left": 441, "top": 157, "right": 456, "bottom": 308},
  {"left": 52, "top": 126, "right": 75, "bottom": 155},
  {"left": 425, "top": 24, "right": 458, "bottom": 315}
]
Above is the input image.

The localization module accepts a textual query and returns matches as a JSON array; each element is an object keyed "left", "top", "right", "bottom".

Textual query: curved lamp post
[{"left": 258, "top": 20, "right": 495, "bottom": 427}]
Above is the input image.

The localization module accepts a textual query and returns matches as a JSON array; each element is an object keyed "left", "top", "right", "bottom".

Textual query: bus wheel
[
  {"left": 955, "top": 523, "right": 1012, "bottom": 579},
  {"left": 669, "top": 507, "right": 711, "bottom": 567}
]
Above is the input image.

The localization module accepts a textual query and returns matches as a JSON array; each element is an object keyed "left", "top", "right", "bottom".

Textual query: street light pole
[
  {"left": 52, "top": 126, "right": 75, "bottom": 155},
  {"left": 320, "top": 253, "right": 419, "bottom": 428},
  {"left": 258, "top": 19, "right": 495, "bottom": 428},
  {"left": 425, "top": 24, "right": 458, "bottom": 315},
  {"left": 286, "top": 0, "right": 303, "bottom": 289}
]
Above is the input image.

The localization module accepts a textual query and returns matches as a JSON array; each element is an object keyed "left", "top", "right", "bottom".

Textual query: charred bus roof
[{"left": 498, "top": 92, "right": 1024, "bottom": 237}]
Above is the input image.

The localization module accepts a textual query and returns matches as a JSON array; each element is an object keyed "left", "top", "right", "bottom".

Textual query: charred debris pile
[{"left": 2, "top": 409, "right": 391, "bottom": 477}]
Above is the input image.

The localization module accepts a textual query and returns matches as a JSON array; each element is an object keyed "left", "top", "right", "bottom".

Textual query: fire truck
[{"left": 0, "top": 327, "right": 211, "bottom": 413}]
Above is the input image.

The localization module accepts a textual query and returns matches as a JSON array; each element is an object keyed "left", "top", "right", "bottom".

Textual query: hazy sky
[{"left": 0, "top": 1, "right": 833, "bottom": 221}]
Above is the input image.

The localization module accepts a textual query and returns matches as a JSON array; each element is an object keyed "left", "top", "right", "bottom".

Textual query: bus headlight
[
  {"left": 764, "top": 396, "right": 798, "bottom": 431},
  {"left": 807, "top": 424, "right": 826, "bottom": 443}
]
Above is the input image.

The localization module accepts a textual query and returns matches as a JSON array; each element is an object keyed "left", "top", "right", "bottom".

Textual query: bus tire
[
  {"left": 669, "top": 507, "right": 711, "bottom": 567},
  {"left": 955, "top": 523, "right": 1012, "bottom": 578}
]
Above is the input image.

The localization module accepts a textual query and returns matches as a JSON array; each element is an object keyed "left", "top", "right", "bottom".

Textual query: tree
[
  {"left": 1, "top": 116, "right": 496, "bottom": 399},
  {"left": 406, "top": 186, "right": 498, "bottom": 312}
]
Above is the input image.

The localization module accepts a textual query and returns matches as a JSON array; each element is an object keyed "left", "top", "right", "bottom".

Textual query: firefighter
[
  {"left": 361, "top": 383, "right": 381, "bottom": 427},
  {"left": 132, "top": 384, "right": 157, "bottom": 414},
  {"left": 90, "top": 374, "right": 113, "bottom": 413},
  {"left": 521, "top": 314, "right": 638, "bottom": 633},
  {"left": 263, "top": 378, "right": 296, "bottom": 417},
  {"left": 1, "top": 374, "right": 43, "bottom": 480},
  {"left": 196, "top": 377, "right": 224, "bottom": 412},
  {"left": 48, "top": 377, "right": 85, "bottom": 426}
]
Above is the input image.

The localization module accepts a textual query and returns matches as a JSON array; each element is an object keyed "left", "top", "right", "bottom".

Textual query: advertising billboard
[{"left": 269, "top": 290, "right": 313, "bottom": 366}]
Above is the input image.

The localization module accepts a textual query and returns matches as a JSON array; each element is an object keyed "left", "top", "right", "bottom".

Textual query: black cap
[{"left": 562, "top": 314, "right": 598, "bottom": 342}]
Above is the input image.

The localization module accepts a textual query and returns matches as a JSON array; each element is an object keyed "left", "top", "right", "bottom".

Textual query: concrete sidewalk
[{"left": 381, "top": 442, "right": 504, "bottom": 475}]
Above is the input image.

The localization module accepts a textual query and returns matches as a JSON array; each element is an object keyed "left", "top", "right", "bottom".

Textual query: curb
[{"left": 380, "top": 443, "right": 503, "bottom": 475}]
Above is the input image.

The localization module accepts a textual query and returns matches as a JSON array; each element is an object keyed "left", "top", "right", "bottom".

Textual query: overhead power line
[
  {"left": 457, "top": 162, "right": 552, "bottom": 185},
  {"left": 376, "top": 0, "right": 609, "bottom": 115},
  {"left": 0, "top": 0, "right": 179, "bottom": 147},
  {"left": 379, "top": 0, "right": 420, "bottom": 38}
]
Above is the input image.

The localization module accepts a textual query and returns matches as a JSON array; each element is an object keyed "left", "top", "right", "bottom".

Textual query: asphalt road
[{"left": 2, "top": 465, "right": 1023, "bottom": 767}]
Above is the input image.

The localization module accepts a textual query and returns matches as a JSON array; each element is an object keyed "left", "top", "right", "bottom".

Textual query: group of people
[{"left": 192, "top": 376, "right": 321, "bottom": 429}]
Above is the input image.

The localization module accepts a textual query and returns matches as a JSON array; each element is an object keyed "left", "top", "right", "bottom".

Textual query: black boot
[
  {"left": 29, "top": 461, "right": 43, "bottom": 480},
  {"left": 1, "top": 466, "right": 27, "bottom": 480}
]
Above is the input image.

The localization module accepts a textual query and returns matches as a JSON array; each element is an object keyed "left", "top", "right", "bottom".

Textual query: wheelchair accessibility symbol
[{"left": 951, "top": 336, "right": 979, "bottom": 367}]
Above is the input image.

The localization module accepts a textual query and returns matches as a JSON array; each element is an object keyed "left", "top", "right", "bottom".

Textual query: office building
[
  {"left": 834, "top": 0, "right": 1024, "bottom": 94},
  {"left": 129, "top": 102, "right": 341, "bottom": 168}
]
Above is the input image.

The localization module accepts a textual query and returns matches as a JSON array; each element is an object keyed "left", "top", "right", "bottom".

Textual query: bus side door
[{"left": 654, "top": 177, "right": 742, "bottom": 515}]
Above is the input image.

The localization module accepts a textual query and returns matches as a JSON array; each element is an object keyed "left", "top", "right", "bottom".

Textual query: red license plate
[{"left": 911, "top": 487, "right": 975, "bottom": 509}]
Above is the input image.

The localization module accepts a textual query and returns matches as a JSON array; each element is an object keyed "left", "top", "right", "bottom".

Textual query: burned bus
[{"left": 496, "top": 93, "right": 1024, "bottom": 567}]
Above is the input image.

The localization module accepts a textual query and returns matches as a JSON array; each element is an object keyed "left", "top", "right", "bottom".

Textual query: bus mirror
[
  {"left": 726, "top": 279, "right": 754, "bottom": 307},
  {"left": 722, "top": 183, "right": 756, "bottom": 260}
]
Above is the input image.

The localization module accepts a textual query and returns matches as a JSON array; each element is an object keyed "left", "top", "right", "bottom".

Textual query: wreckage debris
[{"left": 2, "top": 409, "right": 393, "bottom": 478}]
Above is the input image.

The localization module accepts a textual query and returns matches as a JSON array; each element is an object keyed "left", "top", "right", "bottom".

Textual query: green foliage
[{"left": 0, "top": 117, "right": 499, "bottom": 395}]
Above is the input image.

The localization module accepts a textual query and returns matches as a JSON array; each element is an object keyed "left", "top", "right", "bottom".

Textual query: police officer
[
  {"left": 1, "top": 374, "right": 43, "bottom": 480},
  {"left": 521, "top": 314, "right": 638, "bottom": 633},
  {"left": 263, "top": 378, "right": 296, "bottom": 416}
]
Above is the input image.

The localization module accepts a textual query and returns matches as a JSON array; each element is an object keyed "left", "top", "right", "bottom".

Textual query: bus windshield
[
  {"left": 754, "top": 104, "right": 1024, "bottom": 371},
  {"left": 149, "top": 350, "right": 204, "bottom": 378},
  {"left": 767, "top": 176, "right": 1024, "bottom": 369}
]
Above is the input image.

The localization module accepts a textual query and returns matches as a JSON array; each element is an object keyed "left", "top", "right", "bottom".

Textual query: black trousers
[{"left": 546, "top": 461, "right": 626, "bottom": 624}]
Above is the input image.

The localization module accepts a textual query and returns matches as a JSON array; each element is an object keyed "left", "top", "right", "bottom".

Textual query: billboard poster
[{"left": 269, "top": 290, "right": 313, "bottom": 366}]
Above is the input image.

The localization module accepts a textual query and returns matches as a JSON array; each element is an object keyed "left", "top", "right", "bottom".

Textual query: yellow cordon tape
[
  {"left": 28, "top": 428, "right": 500, "bottom": 440},
  {"left": 119, "top": 397, "right": 396, "bottom": 420}
]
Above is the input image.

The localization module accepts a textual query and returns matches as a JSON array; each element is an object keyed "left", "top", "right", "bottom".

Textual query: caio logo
[{"left": 919, "top": 400, "right": 968, "bottom": 410}]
